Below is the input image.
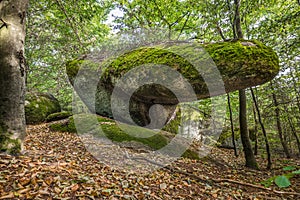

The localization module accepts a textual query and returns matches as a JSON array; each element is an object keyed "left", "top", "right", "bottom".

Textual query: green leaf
[
  {"left": 260, "top": 177, "right": 275, "bottom": 187},
  {"left": 274, "top": 176, "right": 291, "bottom": 188},
  {"left": 283, "top": 166, "right": 296, "bottom": 171},
  {"left": 292, "top": 170, "right": 300, "bottom": 175}
]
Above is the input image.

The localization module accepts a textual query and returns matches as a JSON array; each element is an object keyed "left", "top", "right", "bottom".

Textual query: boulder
[
  {"left": 66, "top": 40, "right": 279, "bottom": 127},
  {"left": 25, "top": 92, "right": 61, "bottom": 124}
]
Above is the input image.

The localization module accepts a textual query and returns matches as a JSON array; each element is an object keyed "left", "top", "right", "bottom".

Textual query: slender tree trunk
[
  {"left": 0, "top": 0, "right": 28, "bottom": 155},
  {"left": 239, "top": 90, "right": 258, "bottom": 169},
  {"left": 252, "top": 103, "right": 259, "bottom": 156},
  {"left": 284, "top": 105, "right": 300, "bottom": 155},
  {"left": 250, "top": 88, "right": 272, "bottom": 169},
  {"left": 270, "top": 82, "right": 291, "bottom": 158},
  {"left": 234, "top": 0, "right": 258, "bottom": 169},
  {"left": 234, "top": 0, "right": 243, "bottom": 39},
  {"left": 227, "top": 94, "right": 238, "bottom": 157}
]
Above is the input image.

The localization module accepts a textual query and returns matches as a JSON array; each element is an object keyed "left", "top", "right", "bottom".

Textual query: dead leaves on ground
[{"left": 0, "top": 124, "right": 299, "bottom": 199}]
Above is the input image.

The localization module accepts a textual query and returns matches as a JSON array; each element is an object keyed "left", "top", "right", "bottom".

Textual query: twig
[
  {"left": 0, "top": 18, "right": 8, "bottom": 29},
  {"left": 128, "top": 155, "right": 300, "bottom": 196}
]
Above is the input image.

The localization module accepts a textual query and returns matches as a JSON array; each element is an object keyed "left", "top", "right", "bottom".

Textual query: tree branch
[
  {"left": 54, "top": 0, "right": 83, "bottom": 48},
  {"left": 128, "top": 155, "right": 300, "bottom": 197},
  {"left": 177, "top": 12, "right": 191, "bottom": 40}
]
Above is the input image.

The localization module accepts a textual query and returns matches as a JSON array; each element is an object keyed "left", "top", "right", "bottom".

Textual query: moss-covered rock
[
  {"left": 50, "top": 114, "right": 199, "bottom": 159},
  {"left": 66, "top": 40, "right": 279, "bottom": 128},
  {"left": 45, "top": 111, "right": 72, "bottom": 122},
  {"left": 25, "top": 92, "right": 61, "bottom": 124},
  {"left": 217, "top": 127, "right": 241, "bottom": 147}
]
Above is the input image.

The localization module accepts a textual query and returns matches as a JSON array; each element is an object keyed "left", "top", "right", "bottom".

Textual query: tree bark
[
  {"left": 234, "top": 0, "right": 243, "bottom": 39},
  {"left": 227, "top": 94, "right": 238, "bottom": 157},
  {"left": 0, "top": 0, "right": 28, "bottom": 155},
  {"left": 284, "top": 105, "right": 300, "bottom": 156},
  {"left": 239, "top": 89, "right": 258, "bottom": 169},
  {"left": 252, "top": 103, "right": 258, "bottom": 156},
  {"left": 234, "top": 0, "right": 258, "bottom": 169},
  {"left": 270, "top": 82, "right": 291, "bottom": 158}
]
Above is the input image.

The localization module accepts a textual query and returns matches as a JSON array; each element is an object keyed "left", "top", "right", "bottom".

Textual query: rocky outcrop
[{"left": 66, "top": 40, "right": 279, "bottom": 127}]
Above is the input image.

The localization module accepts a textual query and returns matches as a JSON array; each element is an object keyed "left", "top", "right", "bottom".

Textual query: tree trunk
[
  {"left": 270, "top": 82, "right": 291, "bottom": 158},
  {"left": 252, "top": 103, "right": 258, "bottom": 156},
  {"left": 250, "top": 88, "right": 272, "bottom": 169},
  {"left": 234, "top": 0, "right": 243, "bottom": 39},
  {"left": 284, "top": 105, "right": 300, "bottom": 155},
  {"left": 234, "top": 0, "right": 258, "bottom": 169},
  {"left": 227, "top": 94, "right": 238, "bottom": 157},
  {"left": 239, "top": 89, "right": 259, "bottom": 169},
  {"left": 0, "top": 0, "right": 28, "bottom": 155}
]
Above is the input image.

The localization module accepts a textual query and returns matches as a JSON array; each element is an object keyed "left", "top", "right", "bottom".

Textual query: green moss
[
  {"left": 0, "top": 122, "right": 21, "bottom": 155},
  {"left": 65, "top": 59, "right": 84, "bottom": 84},
  {"left": 50, "top": 114, "right": 167, "bottom": 150},
  {"left": 46, "top": 111, "right": 72, "bottom": 122},
  {"left": 67, "top": 40, "right": 279, "bottom": 86},
  {"left": 182, "top": 149, "right": 200, "bottom": 160},
  {"left": 25, "top": 92, "right": 61, "bottom": 124},
  {"left": 49, "top": 114, "right": 201, "bottom": 158},
  {"left": 162, "top": 109, "right": 181, "bottom": 134},
  {"left": 66, "top": 40, "right": 280, "bottom": 110},
  {"left": 217, "top": 128, "right": 240, "bottom": 145},
  {"left": 50, "top": 115, "right": 204, "bottom": 159},
  {"left": 66, "top": 59, "right": 100, "bottom": 84},
  {"left": 203, "top": 39, "right": 279, "bottom": 79}
]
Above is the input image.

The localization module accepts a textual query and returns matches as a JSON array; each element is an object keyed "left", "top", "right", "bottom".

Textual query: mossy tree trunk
[{"left": 0, "top": 0, "right": 28, "bottom": 155}]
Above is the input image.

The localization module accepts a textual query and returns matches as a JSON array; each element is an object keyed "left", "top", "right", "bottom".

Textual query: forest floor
[{"left": 0, "top": 123, "right": 299, "bottom": 200}]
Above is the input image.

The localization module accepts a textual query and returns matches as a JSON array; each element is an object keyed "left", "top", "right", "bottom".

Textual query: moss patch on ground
[
  {"left": 46, "top": 111, "right": 72, "bottom": 122},
  {"left": 50, "top": 114, "right": 199, "bottom": 159}
]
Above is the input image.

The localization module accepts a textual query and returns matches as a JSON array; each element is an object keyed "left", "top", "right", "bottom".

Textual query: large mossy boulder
[
  {"left": 25, "top": 92, "right": 61, "bottom": 124},
  {"left": 66, "top": 40, "right": 279, "bottom": 127}
]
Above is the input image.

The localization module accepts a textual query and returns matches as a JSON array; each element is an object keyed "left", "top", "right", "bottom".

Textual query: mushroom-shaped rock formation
[{"left": 66, "top": 40, "right": 279, "bottom": 128}]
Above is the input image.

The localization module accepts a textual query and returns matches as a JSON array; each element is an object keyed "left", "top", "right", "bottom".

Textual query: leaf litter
[{"left": 0, "top": 123, "right": 299, "bottom": 199}]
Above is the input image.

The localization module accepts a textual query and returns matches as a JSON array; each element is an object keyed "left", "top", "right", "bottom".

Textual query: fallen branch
[{"left": 128, "top": 155, "right": 300, "bottom": 196}]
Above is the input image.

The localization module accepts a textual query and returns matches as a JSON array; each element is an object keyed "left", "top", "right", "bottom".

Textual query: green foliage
[
  {"left": 283, "top": 166, "right": 297, "bottom": 171},
  {"left": 26, "top": 0, "right": 113, "bottom": 109},
  {"left": 261, "top": 166, "right": 299, "bottom": 188},
  {"left": 274, "top": 176, "right": 291, "bottom": 188}
]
